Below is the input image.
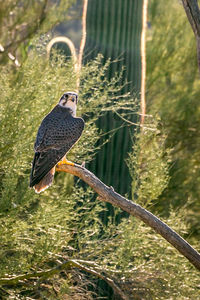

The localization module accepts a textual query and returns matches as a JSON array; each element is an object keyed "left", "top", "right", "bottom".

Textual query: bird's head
[{"left": 59, "top": 92, "right": 78, "bottom": 116}]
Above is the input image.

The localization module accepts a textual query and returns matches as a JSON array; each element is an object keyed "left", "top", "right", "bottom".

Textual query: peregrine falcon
[{"left": 30, "top": 92, "right": 84, "bottom": 193}]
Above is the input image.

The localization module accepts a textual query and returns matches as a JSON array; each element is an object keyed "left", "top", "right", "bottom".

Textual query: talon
[{"left": 57, "top": 157, "right": 74, "bottom": 166}]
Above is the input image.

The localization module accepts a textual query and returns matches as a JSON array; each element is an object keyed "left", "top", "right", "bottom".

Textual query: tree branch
[
  {"left": 182, "top": 0, "right": 200, "bottom": 73},
  {"left": 56, "top": 163, "right": 200, "bottom": 271},
  {"left": 0, "top": 259, "right": 127, "bottom": 300}
]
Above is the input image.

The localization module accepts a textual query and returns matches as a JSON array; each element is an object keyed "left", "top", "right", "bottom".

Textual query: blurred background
[{"left": 0, "top": 0, "right": 200, "bottom": 299}]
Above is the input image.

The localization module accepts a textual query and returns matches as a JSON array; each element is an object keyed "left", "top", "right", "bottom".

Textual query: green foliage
[
  {"left": 1, "top": 1, "right": 200, "bottom": 297},
  {"left": 123, "top": 119, "right": 200, "bottom": 298},
  {"left": 1, "top": 51, "right": 199, "bottom": 297},
  {"left": 0, "top": 43, "right": 135, "bottom": 298},
  {"left": 128, "top": 120, "right": 170, "bottom": 207},
  {"left": 106, "top": 214, "right": 200, "bottom": 300},
  {"left": 147, "top": 0, "right": 200, "bottom": 234},
  {"left": 0, "top": 0, "right": 74, "bottom": 64},
  {"left": 85, "top": 0, "right": 143, "bottom": 196}
]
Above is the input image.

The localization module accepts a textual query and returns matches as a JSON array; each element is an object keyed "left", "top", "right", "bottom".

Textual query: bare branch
[
  {"left": 0, "top": 259, "right": 127, "bottom": 300},
  {"left": 56, "top": 163, "right": 200, "bottom": 271}
]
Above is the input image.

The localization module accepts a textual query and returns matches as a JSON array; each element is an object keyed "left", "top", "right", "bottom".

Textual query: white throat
[{"left": 66, "top": 102, "right": 77, "bottom": 117}]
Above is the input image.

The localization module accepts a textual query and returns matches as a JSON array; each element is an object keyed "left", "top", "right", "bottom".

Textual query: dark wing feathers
[
  {"left": 30, "top": 148, "right": 67, "bottom": 187},
  {"left": 35, "top": 110, "right": 84, "bottom": 151},
  {"left": 34, "top": 121, "right": 47, "bottom": 152},
  {"left": 30, "top": 106, "right": 84, "bottom": 187}
]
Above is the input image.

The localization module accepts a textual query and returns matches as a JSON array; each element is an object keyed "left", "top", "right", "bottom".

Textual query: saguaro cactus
[{"left": 84, "top": 0, "right": 144, "bottom": 196}]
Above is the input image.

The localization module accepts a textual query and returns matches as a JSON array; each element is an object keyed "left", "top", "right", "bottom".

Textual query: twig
[
  {"left": 114, "top": 109, "right": 157, "bottom": 131},
  {"left": 56, "top": 163, "right": 200, "bottom": 271},
  {"left": 0, "top": 43, "right": 20, "bottom": 67},
  {"left": 74, "top": 260, "right": 127, "bottom": 300},
  {"left": 0, "top": 259, "right": 127, "bottom": 300}
]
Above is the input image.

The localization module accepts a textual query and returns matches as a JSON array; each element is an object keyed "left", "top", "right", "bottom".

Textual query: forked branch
[{"left": 56, "top": 163, "right": 200, "bottom": 271}]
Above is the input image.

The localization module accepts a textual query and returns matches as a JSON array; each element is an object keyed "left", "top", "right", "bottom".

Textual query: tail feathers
[{"left": 33, "top": 167, "right": 55, "bottom": 193}]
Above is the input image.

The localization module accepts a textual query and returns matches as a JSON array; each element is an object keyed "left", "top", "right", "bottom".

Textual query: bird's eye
[{"left": 64, "top": 94, "right": 68, "bottom": 99}]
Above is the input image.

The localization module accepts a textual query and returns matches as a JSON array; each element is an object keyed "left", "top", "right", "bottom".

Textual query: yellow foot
[{"left": 57, "top": 158, "right": 74, "bottom": 166}]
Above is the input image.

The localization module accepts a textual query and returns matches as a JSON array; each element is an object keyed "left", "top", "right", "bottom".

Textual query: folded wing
[{"left": 30, "top": 114, "right": 84, "bottom": 189}]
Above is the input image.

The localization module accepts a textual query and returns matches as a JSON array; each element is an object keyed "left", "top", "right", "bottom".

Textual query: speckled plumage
[{"left": 30, "top": 102, "right": 84, "bottom": 192}]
